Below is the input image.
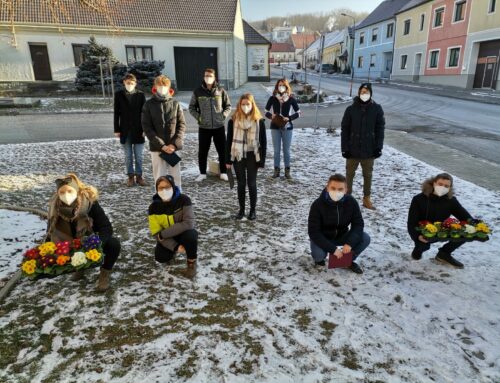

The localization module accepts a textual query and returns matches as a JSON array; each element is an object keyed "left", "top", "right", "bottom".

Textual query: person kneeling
[
  {"left": 148, "top": 175, "right": 198, "bottom": 277},
  {"left": 308, "top": 174, "right": 370, "bottom": 274}
]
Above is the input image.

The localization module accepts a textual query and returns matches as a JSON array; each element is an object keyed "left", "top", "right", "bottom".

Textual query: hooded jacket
[
  {"left": 308, "top": 190, "right": 364, "bottom": 253},
  {"left": 142, "top": 93, "right": 186, "bottom": 152},
  {"left": 407, "top": 179, "right": 472, "bottom": 242},
  {"left": 188, "top": 82, "right": 231, "bottom": 130},
  {"left": 148, "top": 177, "right": 195, "bottom": 251}
]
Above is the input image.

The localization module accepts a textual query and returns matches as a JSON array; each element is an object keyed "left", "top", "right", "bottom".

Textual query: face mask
[
  {"left": 125, "top": 84, "right": 136, "bottom": 93},
  {"left": 360, "top": 94, "right": 371, "bottom": 102},
  {"left": 329, "top": 191, "right": 345, "bottom": 202},
  {"left": 241, "top": 105, "right": 252, "bottom": 114},
  {"left": 156, "top": 86, "right": 169, "bottom": 97},
  {"left": 158, "top": 188, "right": 173, "bottom": 201},
  {"left": 204, "top": 77, "right": 215, "bottom": 85},
  {"left": 278, "top": 86, "right": 287, "bottom": 93},
  {"left": 59, "top": 191, "right": 77, "bottom": 206},
  {"left": 433, "top": 184, "right": 449, "bottom": 197}
]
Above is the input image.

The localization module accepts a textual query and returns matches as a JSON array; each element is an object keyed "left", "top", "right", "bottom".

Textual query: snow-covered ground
[{"left": 0, "top": 131, "right": 499, "bottom": 383}]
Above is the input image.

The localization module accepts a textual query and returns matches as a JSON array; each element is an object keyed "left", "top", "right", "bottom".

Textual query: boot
[
  {"left": 285, "top": 167, "right": 292, "bottom": 180},
  {"left": 411, "top": 247, "right": 423, "bottom": 260},
  {"left": 362, "top": 196, "right": 376, "bottom": 210},
  {"left": 135, "top": 175, "right": 147, "bottom": 186},
  {"left": 71, "top": 269, "right": 84, "bottom": 281},
  {"left": 350, "top": 262, "right": 363, "bottom": 274},
  {"left": 273, "top": 167, "right": 280, "bottom": 178},
  {"left": 184, "top": 259, "right": 197, "bottom": 279},
  {"left": 436, "top": 251, "right": 464, "bottom": 268},
  {"left": 96, "top": 268, "right": 112, "bottom": 292},
  {"left": 127, "top": 175, "right": 135, "bottom": 187},
  {"left": 247, "top": 209, "right": 256, "bottom": 221},
  {"left": 235, "top": 209, "right": 245, "bottom": 220}
]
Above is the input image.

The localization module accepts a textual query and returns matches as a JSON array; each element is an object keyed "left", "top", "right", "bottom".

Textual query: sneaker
[
  {"left": 220, "top": 173, "right": 229, "bottom": 181},
  {"left": 195, "top": 174, "right": 207, "bottom": 182},
  {"left": 411, "top": 248, "right": 423, "bottom": 260},
  {"left": 315, "top": 260, "right": 326, "bottom": 266},
  {"left": 435, "top": 251, "right": 464, "bottom": 268},
  {"left": 350, "top": 262, "right": 363, "bottom": 274}
]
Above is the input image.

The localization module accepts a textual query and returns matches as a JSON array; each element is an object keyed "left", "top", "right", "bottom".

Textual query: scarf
[
  {"left": 46, "top": 193, "right": 93, "bottom": 242},
  {"left": 231, "top": 118, "right": 260, "bottom": 162}
]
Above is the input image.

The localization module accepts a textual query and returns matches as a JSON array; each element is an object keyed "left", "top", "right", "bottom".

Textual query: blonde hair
[
  {"left": 65, "top": 173, "right": 99, "bottom": 202},
  {"left": 154, "top": 75, "right": 171, "bottom": 87},
  {"left": 233, "top": 93, "right": 262, "bottom": 122}
]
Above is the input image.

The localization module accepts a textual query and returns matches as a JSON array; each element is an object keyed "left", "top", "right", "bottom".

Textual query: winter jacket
[
  {"left": 148, "top": 187, "right": 195, "bottom": 251},
  {"left": 188, "top": 82, "right": 231, "bottom": 130},
  {"left": 142, "top": 94, "right": 186, "bottom": 152},
  {"left": 407, "top": 179, "right": 472, "bottom": 242},
  {"left": 341, "top": 97, "right": 385, "bottom": 159},
  {"left": 225, "top": 118, "right": 267, "bottom": 167},
  {"left": 114, "top": 89, "right": 146, "bottom": 144},
  {"left": 308, "top": 190, "right": 364, "bottom": 253},
  {"left": 264, "top": 95, "right": 300, "bottom": 130}
]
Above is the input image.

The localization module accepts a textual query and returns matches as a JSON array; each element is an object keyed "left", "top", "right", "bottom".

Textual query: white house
[{"left": 0, "top": 0, "right": 250, "bottom": 90}]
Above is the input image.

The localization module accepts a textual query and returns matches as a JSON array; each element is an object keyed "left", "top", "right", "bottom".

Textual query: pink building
[{"left": 423, "top": 0, "right": 471, "bottom": 85}]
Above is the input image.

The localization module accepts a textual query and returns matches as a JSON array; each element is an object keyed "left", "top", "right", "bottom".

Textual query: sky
[{"left": 241, "top": 0, "right": 385, "bottom": 21}]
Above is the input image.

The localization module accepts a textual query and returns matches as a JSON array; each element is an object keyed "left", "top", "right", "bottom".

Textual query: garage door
[{"left": 174, "top": 47, "right": 218, "bottom": 91}]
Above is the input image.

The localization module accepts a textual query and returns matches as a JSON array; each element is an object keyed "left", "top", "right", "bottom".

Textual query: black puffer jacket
[
  {"left": 113, "top": 89, "right": 146, "bottom": 144},
  {"left": 142, "top": 94, "right": 186, "bottom": 152},
  {"left": 188, "top": 82, "right": 231, "bottom": 130},
  {"left": 308, "top": 190, "right": 364, "bottom": 253},
  {"left": 341, "top": 97, "right": 385, "bottom": 159}
]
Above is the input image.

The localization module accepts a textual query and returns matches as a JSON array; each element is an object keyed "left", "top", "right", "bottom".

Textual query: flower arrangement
[
  {"left": 416, "top": 218, "right": 491, "bottom": 242},
  {"left": 20, "top": 235, "right": 104, "bottom": 278}
]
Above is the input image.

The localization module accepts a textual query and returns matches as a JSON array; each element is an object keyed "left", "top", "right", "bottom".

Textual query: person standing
[
  {"left": 114, "top": 73, "right": 147, "bottom": 186},
  {"left": 142, "top": 75, "right": 186, "bottom": 188},
  {"left": 341, "top": 83, "right": 385, "bottom": 210},
  {"left": 264, "top": 78, "right": 301, "bottom": 179},
  {"left": 225, "top": 93, "right": 267, "bottom": 220},
  {"left": 189, "top": 68, "right": 232, "bottom": 182}
]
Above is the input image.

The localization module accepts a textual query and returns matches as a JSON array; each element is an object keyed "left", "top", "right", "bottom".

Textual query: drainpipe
[
  {"left": 225, "top": 38, "right": 230, "bottom": 89},
  {"left": 389, "top": 18, "right": 396, "bottom": 83}
]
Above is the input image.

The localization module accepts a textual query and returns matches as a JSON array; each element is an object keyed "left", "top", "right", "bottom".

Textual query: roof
[
  {"left": 243, "top": 20, "right": 271, "bottom": 45},
  {"left": 356, "top": 0, "right": 413, "bottom": 29},
  {"left": 290, "top": 34, "right": 317, "bottom": 49},
  {"left": 303, "top": 30, "right": 344, "bottom": 54},
  {"left": 0, "top": 0, "right": 238, "bottom": 32},
  {"left": 395, "top": 0, "right": 433, "bottom": 14},
  {"left": 270, "top": 42, "right": 295, "bottom": 52}
]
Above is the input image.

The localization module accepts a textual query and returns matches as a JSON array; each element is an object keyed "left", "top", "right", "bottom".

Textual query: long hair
[
  {"left": 232, "top": 93, "right": 263, "bottom": 122},
  {"left": 273, "top": 78, "right": 292, "bottom": 96},
  {"left": 65, "top": 173, "right": 99, "bottom": 202},
  {"left": 422, "top": 173, "right": 454, "bottom": 198}
]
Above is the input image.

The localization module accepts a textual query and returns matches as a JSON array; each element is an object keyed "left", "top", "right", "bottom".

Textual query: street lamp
[{"left": 341, "top": 12, "right": 356, "bottom": 97}]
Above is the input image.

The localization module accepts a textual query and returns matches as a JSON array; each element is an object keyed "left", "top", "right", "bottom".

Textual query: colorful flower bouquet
[
  {"left": 416, "top": 218, "right": 491, "bottom": 243},
  {"left": 21, "top": 234, "right": 104, "bottom": 279}
]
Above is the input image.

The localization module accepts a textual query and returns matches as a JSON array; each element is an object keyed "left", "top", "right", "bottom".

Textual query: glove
[
  {"left": 342, "top": 151, "right": 351, "bottom": 159},
  {"left": 373, "top": 149, "right": 382, "bottom": 159}
]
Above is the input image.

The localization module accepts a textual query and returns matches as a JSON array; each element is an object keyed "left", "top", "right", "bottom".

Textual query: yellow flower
[
  {"left": 450, "top": 223, "right": 462, "bottom": 230},
  {"left": 425, "top": 224, "right": 438, "bottom": 233},
  {"left": 38, "top": 242, "right": 57, "bottom": 256},
  {"left": 85, "top": 249, "right": 102, "bottom": 262},
  {"left": 476, "top": 223, "right": 490, "bottom": 234},
  {"left": 22, "top": 260, "right": 37, "bottom": 275}
]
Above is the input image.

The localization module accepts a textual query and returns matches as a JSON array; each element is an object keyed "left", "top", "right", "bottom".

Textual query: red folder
[{"left": 328, "top": 251, "right": 353, "bottom": 269}]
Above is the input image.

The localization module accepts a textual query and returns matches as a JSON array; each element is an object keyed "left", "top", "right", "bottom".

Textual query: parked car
[{"left": 316, "top": 64, "right": 333, "bottom": 73}]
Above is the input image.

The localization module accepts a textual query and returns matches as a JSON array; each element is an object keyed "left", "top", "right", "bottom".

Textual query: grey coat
[{"left": 188, "top": 82, "right": 231, "bottom": 130}]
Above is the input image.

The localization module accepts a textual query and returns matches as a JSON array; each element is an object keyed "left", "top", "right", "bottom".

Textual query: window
[
  {"left": 454, "top": 1, "right": 466, "bottom": 22},
  {"left": 125, "top": 45, "right": 153, "bottom": 63},
  {"left": 420, "top": 14, "right": 425, "bottom": 31},
  {"left": 489, "top": 0, "right": 496, "bottom": 13},
  {"left": 72, "top": 44, "right": 89, "bottom": 66},
  {"left": 404, "top": 20, "right": 411, "bottom": 35},
  {"left": 370, "top": 54, "right": 376, "bottom": 67},
  {"left": 372, "top": 28, "right": 378, "bottom": 42},
  {"left": 386, "top": 23, "right": 394, "bottom": 38},
  {"left": 448, "top": 47, "right": 460, "bottom": 67},
  {"left": 359, "top": 32, "right": 365, "bottom": 44},
  {"left": 401, "top": 55, "right": 408, "bottom": 69},
  {"left": 358, "top": 56, "right": 364, "bottom": 68},
  {"left": 434, "top": 7, "right": 444, "bottom": 27},
  {"left": 429, "top": 50, "right": 439, "bottom": 68}
]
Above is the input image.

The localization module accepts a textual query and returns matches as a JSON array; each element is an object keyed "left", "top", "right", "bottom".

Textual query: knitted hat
[{"left": 358, "top": 82, "right": 372, "bottom": 96}]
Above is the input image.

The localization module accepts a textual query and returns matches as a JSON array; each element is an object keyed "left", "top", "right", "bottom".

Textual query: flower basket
[
  {"left": 416, "top": 218, "right": 491, "bottom": 243},
  {"left": 21, "top": 234, "right": 104, "bottom": 279}
]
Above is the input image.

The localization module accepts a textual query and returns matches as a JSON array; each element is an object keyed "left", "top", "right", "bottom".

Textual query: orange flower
[{"left": 56, "top": 255, "right": 70, "bottom": 266}]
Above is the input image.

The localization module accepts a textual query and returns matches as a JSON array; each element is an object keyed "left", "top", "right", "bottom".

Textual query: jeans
[
  {"left": 346, "top": 158, "right": 374, "bottom": 196},
  {"left": 233, "top": 152, "right": 258, "bottom": 212},
  {"left": 310, "top": 232, "right": 371, "bottom": 263},
  {"left": 413, "top": 239, "right": 465, "bottom": 255},
  {"left": 122, "top": 137, "right": 144, "bottom": 176},
  {"left": 198, "top": 127, "right": 226, "bottom": 175},
  {"left": 155, "top": 229, "right": 198, "bottom": 263},
  {"left": 271, "top": 128, "right": 293, "bottom": 168}
]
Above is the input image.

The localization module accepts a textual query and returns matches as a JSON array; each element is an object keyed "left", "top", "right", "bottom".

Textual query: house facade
[
  {"left": 243, "top": 20, "right": 271, "bottom": 82},
  {"left": 269, "top": 43, "right": 295, "bottom": 63},
  {"left": 271, "top": 25, "right": 298, "bottom": 43},
  {"left": 0, "top": 0, "right": 249, "bottom": 90}
]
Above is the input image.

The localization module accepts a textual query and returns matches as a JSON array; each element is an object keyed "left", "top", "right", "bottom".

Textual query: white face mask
[
  {"left": 204, "top": 76, "right": 215, "bottom": 85},
  {"left": 278, "top": 85, "right": 287, "bottom": 93},
  {"left": 328, "top": 191, "right": 345, "bottom": 202},
  {"left": 158, "top": 188, "right": 173, "bottom": 201},
  {"left": 156, "top": 86, "right": 169, "bottom": 97},
  {"left": 59, "top": 191, "right": 78, "bottom": 206},
  {"left": 360, "top": 94, "right": 371, "bottom": 102},
  {"left": 241, "top": 105, "right": 252, "bottom": 114},
  {"left": 125, "top": 84, "right": 136, "bottom": 93},
  {"left": 433, "top": 184, "right": 450, "bottom": 197}
]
